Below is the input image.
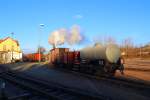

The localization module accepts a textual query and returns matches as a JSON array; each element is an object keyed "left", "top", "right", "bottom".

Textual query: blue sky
[{"left": 0, "top": 0, "right": 150, "bottom": 53}]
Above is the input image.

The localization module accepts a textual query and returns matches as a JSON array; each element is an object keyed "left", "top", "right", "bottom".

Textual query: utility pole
[
  {"left": 11, "top": 32, "right": 14, "bottom": 63},
  {"left": 38, "top": 24, "right": 44, "bottom": 63}
]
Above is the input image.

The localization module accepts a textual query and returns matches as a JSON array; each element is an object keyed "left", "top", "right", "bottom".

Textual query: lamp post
[
  {"left": 11, "top": 32, "right": 14, "bottom": 63},
  {"left": 38, "top": 24, "right": 44, "bottom": 63}
]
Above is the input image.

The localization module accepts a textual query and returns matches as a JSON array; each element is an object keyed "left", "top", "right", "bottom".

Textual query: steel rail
[
  {"left": 0, "top": 71, "right": 109, "bottom": 100},
  {"left": 56, "top": 67, "right": 150, "bottom": 97}
]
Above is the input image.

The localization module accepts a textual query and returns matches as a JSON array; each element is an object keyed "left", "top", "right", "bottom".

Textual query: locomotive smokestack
[{"left": 53, "top": 44, "right": 56, "bottom": 49}]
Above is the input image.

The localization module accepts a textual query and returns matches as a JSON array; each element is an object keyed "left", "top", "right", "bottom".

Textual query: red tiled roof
[{"left": 0, "top": 40, "right": 3, "bottom": 43}]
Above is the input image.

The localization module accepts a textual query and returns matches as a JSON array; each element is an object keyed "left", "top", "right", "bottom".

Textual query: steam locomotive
[{"left": 49, "top": 44, "right": 124, "bottom": 76}]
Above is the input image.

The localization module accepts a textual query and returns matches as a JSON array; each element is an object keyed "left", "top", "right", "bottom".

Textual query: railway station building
[{"left": 0, "top": 37, "right": 22, "bottom": 63}]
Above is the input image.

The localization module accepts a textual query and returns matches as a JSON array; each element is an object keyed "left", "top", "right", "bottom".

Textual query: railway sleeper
[{"left": 1, "top": 72, "right": 110, "bottom": 100}]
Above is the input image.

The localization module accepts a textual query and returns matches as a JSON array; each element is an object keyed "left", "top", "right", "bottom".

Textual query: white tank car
[
  {"left": 80, "top": 46, "right": 94, "bottom": 59},
  {"left": 80, "top": 43, "right": 121, "bottom": 63}
]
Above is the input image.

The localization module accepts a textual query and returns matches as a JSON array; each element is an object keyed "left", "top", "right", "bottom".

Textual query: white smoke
[
  {"left": 48, "top": 25, "right": 83, "bottom": 47},
  {"left": 67, "top": 25, "right": 83, "bottom": 45},
  {"left": 48, "top": 28, "right": 67, "bottom": 46}
]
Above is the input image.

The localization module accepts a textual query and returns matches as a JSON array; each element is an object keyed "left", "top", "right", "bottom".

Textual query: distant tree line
[
  {"left": 120, "top": 38, "right": 150, "bottom": 59},
  {"left": 94, "top": 36, "right": 150, "bottom": 59}
]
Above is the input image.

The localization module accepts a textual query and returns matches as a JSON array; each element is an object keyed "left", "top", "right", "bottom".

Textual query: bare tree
[
  {"left": 104, "top": 36, "right": 116, "bottom": 45},
  {"left": 122, "top": 37, "right": 134, "bottom": 58},
  {"left": 37, "top": 46, "right": 46, "bottom": 54},
  {"left": 92, "top": 35, "right": 116, "bottom": 46},
  {"left": 123, "top": 38, "right": 133, "bottom": 48}
]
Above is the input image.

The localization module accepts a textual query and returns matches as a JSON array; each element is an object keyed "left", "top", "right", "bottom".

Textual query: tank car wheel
[
  {"left": 109, "top": 65, "right": 116, "bottom": 76},
  {"left": 103, "top": 65, "right": 116, "bottom": 77},
  {"left": 109, "top": 71, "right": 116, "bottom": 77}
]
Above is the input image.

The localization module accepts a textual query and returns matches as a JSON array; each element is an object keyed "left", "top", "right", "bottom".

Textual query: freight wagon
[
  {"left": 49, "top": 48, "right": 69, "bottom": 64},
  {"left": 23, "top": 53, "right": 45, "bottom": 62},
  {"left": 49, "top": 44, "right": 124, "bottom": 76}
]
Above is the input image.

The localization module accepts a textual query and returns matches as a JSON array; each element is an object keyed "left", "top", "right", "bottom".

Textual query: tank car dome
[{"left": 94, "top": 43, "right": 102, "bottom": 47}]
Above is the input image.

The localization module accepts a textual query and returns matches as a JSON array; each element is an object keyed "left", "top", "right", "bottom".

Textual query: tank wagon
[{"left": 50, "top": 44, "right": 124, "bottom": 76}]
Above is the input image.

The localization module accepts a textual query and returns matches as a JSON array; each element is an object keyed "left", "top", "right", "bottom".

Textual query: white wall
[{"left": 1, "top": 52, "right": 22, "bottom": 63}]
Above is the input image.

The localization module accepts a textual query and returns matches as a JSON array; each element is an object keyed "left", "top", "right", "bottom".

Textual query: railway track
[
  {"left": 0, "top": 71, "right": 109, "bottom": 100},
  {"left": 56, "top": 67, "right": 150, "bottom": 97}
]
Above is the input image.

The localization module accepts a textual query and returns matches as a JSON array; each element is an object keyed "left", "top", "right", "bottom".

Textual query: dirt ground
[
  {"left": 3, "top": 58, "right": 150, "bottom": 82},
  {"left": 1, "top": 61, "right": 149, "bottom": 100},
  {"left": 116, "top": 58, "right": 150, "bottom": 82}
]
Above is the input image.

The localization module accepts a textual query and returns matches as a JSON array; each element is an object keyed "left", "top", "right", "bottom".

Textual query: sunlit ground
[
  {"left": 116, "top": 58, "right": 150, "bottom": 82},
  {"left": 4, "top": 62, "right": 48, "bottom": 71}
]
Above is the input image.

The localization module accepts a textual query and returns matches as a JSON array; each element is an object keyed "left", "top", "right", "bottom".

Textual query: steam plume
[
  {"left": 67, "top": 25, "right": 83, "bottom": 45},
  {"left": 48, "top": 28, "right": 67, "bottom": 47},
  {"left": 48, "top": 25, "right": 83, "bottom": 47}
]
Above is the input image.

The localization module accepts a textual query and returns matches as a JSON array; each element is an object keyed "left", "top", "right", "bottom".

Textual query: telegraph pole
[{"left": 11, "top": 32, "right": 14, "bottom": 63}]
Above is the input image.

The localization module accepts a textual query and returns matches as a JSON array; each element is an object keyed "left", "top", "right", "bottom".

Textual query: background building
[{"left": 0, "top": 37, "right": 22, "bottom": 63}]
